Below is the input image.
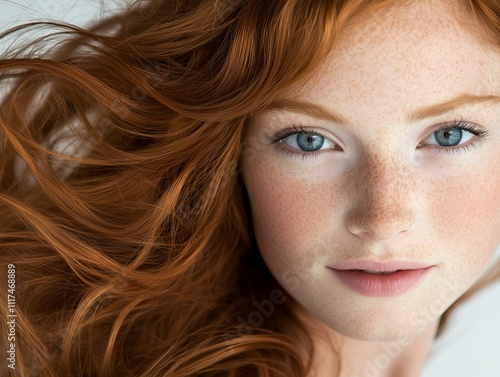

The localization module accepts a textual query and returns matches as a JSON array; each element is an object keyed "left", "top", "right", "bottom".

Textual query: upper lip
[{"left": 330, "top": 259, "right": 434, "bottom": 272}]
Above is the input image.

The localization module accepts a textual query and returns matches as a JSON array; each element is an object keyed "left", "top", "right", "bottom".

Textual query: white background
[{"left": 1, "top": 1, "right": 499, "bottom": 376}]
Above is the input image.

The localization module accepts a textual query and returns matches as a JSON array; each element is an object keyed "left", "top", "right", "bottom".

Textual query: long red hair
[{"left": 0, "top": 0, "right": 498, "bottom": 375}]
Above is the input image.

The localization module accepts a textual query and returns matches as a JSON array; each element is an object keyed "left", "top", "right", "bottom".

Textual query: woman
[{"left": 0, "top": 0, "right": 498, "bottom": 376}]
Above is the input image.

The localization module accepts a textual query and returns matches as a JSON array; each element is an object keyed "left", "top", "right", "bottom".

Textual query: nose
[{"left": 345, "top": 154, "right": 416, "bottom": 243}]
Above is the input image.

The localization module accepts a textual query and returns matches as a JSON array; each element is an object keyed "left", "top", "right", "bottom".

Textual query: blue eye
[
  {"left": 281, "top": 132, "right": 335, "bottom": 152},
  {"left": 423, "top": 123, "right": 475, "bottom": 147},
  {"left": 418, "top": 120, "right": 490, "bottom": 155}
]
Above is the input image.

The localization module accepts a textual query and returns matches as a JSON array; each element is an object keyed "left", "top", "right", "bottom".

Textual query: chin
[{"left": 314, "top": 310, "right": 437, "bottom": 343}]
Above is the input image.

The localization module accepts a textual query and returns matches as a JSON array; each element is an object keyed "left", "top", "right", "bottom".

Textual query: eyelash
[{"left": 265, "top": 119, "right": 490, "bottom": 160}]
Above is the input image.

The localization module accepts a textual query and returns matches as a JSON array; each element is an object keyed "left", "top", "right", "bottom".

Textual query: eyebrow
[
  {"left": 265, "top": 93, "right": 500, "bottom": 125},
  {"left": 407, "top": 93, "right": 500, "bottom": 123}
]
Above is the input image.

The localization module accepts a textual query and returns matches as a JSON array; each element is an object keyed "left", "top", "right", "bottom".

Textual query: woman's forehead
[{"left": 288, "top": 1, "right": 500, "bottom": 127}]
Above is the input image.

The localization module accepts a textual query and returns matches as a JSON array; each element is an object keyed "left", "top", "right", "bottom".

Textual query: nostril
[{"left": 345, "top": 204, "right": 415, "bottom": 242}]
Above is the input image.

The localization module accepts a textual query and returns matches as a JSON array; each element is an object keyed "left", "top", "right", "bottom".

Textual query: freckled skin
[{"left": 240, "top": 1, "right": 499, "bottom": 376}]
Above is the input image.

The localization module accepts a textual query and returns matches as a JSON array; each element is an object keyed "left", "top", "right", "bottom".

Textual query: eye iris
[
  {"left": 296, "top": 133, "right": 324, "bottom": 151},
  {"left": 435, "top": 128, "right": 462, "bottom": 146}
]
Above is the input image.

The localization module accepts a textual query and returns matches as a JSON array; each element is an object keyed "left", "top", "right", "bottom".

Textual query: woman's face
[{"left": 240, "top": 1, "right": 500, "bottom": 341}]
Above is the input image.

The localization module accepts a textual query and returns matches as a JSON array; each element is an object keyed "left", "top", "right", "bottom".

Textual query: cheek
[
  {"left": 241, "top": 159, "right": 346, "bottom": 278},
  {"left": 428, "top": 164, "right": 500, "bottom": 284}
]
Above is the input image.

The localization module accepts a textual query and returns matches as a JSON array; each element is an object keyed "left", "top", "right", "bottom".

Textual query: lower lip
[{"left": 329, "top": 267, "right": 433, "bottom": 297}]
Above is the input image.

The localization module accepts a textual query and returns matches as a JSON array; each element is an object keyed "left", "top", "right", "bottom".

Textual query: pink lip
[{"left": 329, "top": 259, "right": 435, "bottom": 297}]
